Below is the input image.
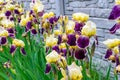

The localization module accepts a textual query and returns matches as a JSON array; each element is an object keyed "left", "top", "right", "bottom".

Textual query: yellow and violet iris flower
[
  {"left": 0, "top": 27, "right": 9, "bottom": 46},
  {"left": 60, "top": 62, "right": 82, "bottom": 80},
  {"left": 45, "top": 35, "right": 58, "bottom": 47},
  {"left": 81, "top": 21, "right": 96, "bottom": 37},
  {"left": 108, "top": 1, "right": 120, "bottom": 34},
  {"left": 30, "top": 0, "right": 44, "bottom": 13},
  {"left": 45, "top": 50, "right": 67, "bottom": 73},
  {"left": 103, "top": 39, "right": 120, "bottom": 70},
  {"left": 10, "top": 39, "right": 26, "bottom": 55}
]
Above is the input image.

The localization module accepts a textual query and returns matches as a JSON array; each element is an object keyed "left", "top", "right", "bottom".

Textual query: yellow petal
[{"left": 46, "top": 50, "right": 60, "bottom": 63}]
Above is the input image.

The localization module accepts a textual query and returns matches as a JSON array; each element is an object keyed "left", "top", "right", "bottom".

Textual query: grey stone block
[
  {"left": 90, "top": 18, "right": 115, "bottom": 29},
  {"left": 97, "top": 0, "right": 108, "bottom": 8}
]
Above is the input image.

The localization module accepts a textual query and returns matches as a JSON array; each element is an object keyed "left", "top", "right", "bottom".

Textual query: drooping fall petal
[
  {"left": 109, "top": 23, "right": 120, "bottom": 34},
  {"left": 104, "top": 49, "right": 112, "bottom": 59},
  {"left": 77, "top": 36, "right": 89, "bottom": 48},
  {"left": 75, "top": 49, "right": 86, "bottom": 60},
  {"left": 67, "top": 34, "right": 76, "bottom": 46},
  {"left": 45, "top": 63, "right": 51, "bottom": 74},
  {"left": 10, "top": 45, "right": 16, "bottom": 54},
  {"left": 108, "top": 5, "right": 120, "bottom": 20}
]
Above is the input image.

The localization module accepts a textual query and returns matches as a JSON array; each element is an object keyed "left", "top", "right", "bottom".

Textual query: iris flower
[
  {"left": 72, "top": 12, "right": 89, "bottom": 22},
  {"left": 10, "top": 39, "right": 26, "bottom": 55}
]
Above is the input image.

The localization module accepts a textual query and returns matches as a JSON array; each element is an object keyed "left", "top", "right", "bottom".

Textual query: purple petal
[
  {"left": 116, "top": 55, "right": 120, "bottom": 66},
  {"left": 77, "top": 36, "right": 89, "bottom": 48},
  {"left": 67, "top": 34, "right": 76, "bottom": 46},
  {"left": 75, "top": 49, "right": 86, "bottom": 60},
  {"left": 30, "top": 10, "right": 33, "bottom": 14},
  {"left": 74, "top": 22, "right": 85, "bottom": 32},
  {"left": 14, "top": 9, "right": 20, "bottom": 14},
  {"left": 0, "top": 37, "right": 7, "bottom": 45},
  {"left": 57, "top": 35, "right": 62, "bottom": 44},
  {"left": 5, "top": 11, "right": 11, "bottom": 17},
  {"left": 33, "top": 18, "right": 38, "bottom": 23},
  {"left": 49, "top": 17, "right": 54, "bottom": 24},
  {"left": 9, "top": 33, "right": 15, "bottom": 38},
  {"left": 38, "top": 11, "right": 44, "bottom": 17},
  {"left": 53, "top": 16, "right": 59, "bottom": 22},
  {"left": 109, "top": 23, "right": 120, "bottom": 34},
  {"left": 18, "top": 18, "right": 21, "bottom": 23},
  {"left": 104, "top": 49, "right": 112, "bottom": 59},
  {"left": 61, "top": 48, "right": 67, "bottom": 56},
  {"left": 26, "top": 21, "right": 32, "bottom": 30},
  {"left": 25, "top": 27, "right": 29, "bottom": 32},
  {"left": 52, "top": 45, "right": 60, "bottom": 53},
  {"left": 10, "top": 45, "right": 16, "bottom": 54},
  {"left": 7, "top": 28, "right": 14, "bottom": 34},
  {"left": 109, "top": 5, "right": 120, "bottom": 20},
  {"left": 10, "top": 17, "right": 14, "bottom": 21},
  {"left": 31, "top": 29, "right": 37, "bottom": 35},
  {"left": 20, "top": 48, "right": 26, "bottom": 55},
  {"left": 45, "top": 63, "right": 51, "bottom": 74},
  {"left": 40, "top": 28, "right": 44, "bottom": 34}
]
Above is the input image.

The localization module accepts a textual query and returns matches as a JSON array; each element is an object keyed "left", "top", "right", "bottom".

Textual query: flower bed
[{"left": 0, "top": 0, "right": 119, "bottom": 80}]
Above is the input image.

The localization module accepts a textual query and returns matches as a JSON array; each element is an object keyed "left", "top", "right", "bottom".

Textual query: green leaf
[
  {"left": 0, "top": 72, "right": 9, "bottom": 80},
  {"left": 105, "top": 65, "right": 111, "bottom": 80},
  {"left": 91, "top": 41, "right": 96, "bottom": 56}
]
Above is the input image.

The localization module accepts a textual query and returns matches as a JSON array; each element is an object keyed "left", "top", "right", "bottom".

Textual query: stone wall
[
  {"left": 18, "top": 0, "right": 56, "bottom": 12},
  {"left": 18, "top": 0, "right": 119, "bottom": 78},
  {"left": 64, "top": 0, "right": 115, "bottom": 53}
]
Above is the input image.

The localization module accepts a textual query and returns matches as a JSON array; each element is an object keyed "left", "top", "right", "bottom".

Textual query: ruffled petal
[
  {"left": 77, "top": 36, "right": 89, "bottom": 48},
  {"left": 67, "top": 34, "right": 76, "bottom": 46},
  {"left": 74, "top": 22, "right": 85, "bottom": 32},
  {"left": 0, "top": 37, "right": 7, "bottom": 45},
  {"left": 75, "top": 49, "right": 86, "bottom": 59},
  {"left": 5, "top": 11, "right": 11, "bottom": 17}
]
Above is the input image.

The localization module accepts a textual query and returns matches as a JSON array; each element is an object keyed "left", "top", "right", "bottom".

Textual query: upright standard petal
[{"left": 77, "top": 36, "right": 89, "bottom": 48}]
